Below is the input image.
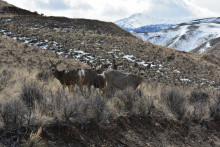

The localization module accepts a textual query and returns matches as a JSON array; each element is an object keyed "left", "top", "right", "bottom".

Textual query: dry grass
[
  {"left": 0, "top": 15, "right": 219, "bottom": 91},
  {"left": 0, "top": 62, "right": 219, "bottom": 146},
  {"left": 0, "top": 10, "right": 220, "bottom": 146}
]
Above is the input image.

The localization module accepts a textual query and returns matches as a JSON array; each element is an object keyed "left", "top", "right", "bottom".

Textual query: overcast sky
[{"left": 4, "top": 0, "right": 220, "bottom": 22}]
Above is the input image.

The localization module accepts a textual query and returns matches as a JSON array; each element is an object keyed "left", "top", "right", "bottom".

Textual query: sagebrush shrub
[
  {"left": 0, "top": 69, "right": 14, "bottom": 91},
  {"left": 161, "top": 87, "right": 187, "bottom": 120},
  {"left": 113, "top": 87, "right": 136, "bottom": 112},
  {"left": 20, "top": 81, "right": 44, "bottom": 109},
  {"left": 210, "top": 93, "right": 220, "bottom": 120},
  {"left": 36, "top": 70, "right": 52, "bottom": 82},
  {"left": 1, "top": 98, "right": 28, "bottom": 126},
  {"left": 189, "top": 91, "right": 209, "bottom": 103}
]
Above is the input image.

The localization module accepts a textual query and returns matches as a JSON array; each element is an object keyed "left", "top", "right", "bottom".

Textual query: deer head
[
  {"left": 49, "top": 59, "right": 61, "bottom": 74},
  {"left": 137, "top": 64, "right": 151, "bottom": 76},
  {"left": 87, "top": 61, "right": 97, "bottom": 70}
]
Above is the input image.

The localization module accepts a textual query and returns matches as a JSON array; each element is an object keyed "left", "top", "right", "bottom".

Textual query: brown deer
[
  {"left": 49, "top": 60, "right": 84, "bottom": 93},
  {"left": 95, "top": 59, "right": 111, "bottom": 74},
  {"left": 103, "top": 64, "right": 151, "bottom": 91},
  {"left": 90, "top": 64, "right": 106, "bottom": 91},
  {"left": 111, "top": 54, "right": 123, "bottom": 70},
  {"left": 81, "top": 61, "right": 107, "bottom": 93}
]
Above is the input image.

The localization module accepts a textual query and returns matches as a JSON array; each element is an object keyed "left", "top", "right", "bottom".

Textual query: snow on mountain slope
[
  {"left": 135, "top": 19, "right": 220, "bottom": 52},
  {"left": 115, "top": 13, "right": 185, "bottom": 31}
]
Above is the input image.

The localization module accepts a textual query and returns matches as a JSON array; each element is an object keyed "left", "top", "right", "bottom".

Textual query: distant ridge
[{"left": 114, "top": 13, "right": 189, "bottom": 32}]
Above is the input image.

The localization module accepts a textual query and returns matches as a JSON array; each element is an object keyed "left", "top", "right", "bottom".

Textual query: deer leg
[
  {"left": 88, "top": 84, "right": 91, "bottom": 94},
  {"left": 63, "top": 84, "right": 67, "bottom": 91},
  {"left": 71, "top": 84, "right": 75, "bottom": 92},
  {"left": 77, "top": 83, "right": 84, "bottom": 96},
  {"left": 68, "top": 85, "right": 72, "bottom": 93}
]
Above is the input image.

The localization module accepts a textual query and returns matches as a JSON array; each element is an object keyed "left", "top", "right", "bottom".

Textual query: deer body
[
  {"left": 103, "top": 70, "right": 143, "bottom": 90},
  {"left": 52, "top": 69, "right": 79, "bottom": 86},
  {"left": 49, "top": 60, "right": 83, "bottom": 93},
  {"left": 80, "top": 69, "right": 95, "bottom": 92},
  {"left": 103, "top": 64, "right": 150, "bottom": 92},
  {"left": 92, "top": 73, "right": 106, "bottom": 89}
]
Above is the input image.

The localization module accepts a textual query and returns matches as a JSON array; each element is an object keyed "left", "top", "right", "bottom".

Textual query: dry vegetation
[
  {"left": 0, "top": 33, "right": 220, "bottom": 146},
  {"left": 0, "top": 16, "right": 219, "bottom": 90},
  {"left": 0, "top": 1, "right": 220, "bottom": 146}
]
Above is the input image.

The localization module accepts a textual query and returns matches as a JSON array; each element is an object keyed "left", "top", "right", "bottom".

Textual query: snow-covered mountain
[
  {"left": 115, "top": 13, "right": 188, "bottom": 32},
  {"left": 135, "top": 17, "right": 220, "bottom": 53}
]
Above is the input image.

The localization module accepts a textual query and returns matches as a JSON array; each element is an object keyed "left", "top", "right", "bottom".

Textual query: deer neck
[
  {"left": 137, "top": 73, "right": 143, "bottom": 83},
  {"left": 53, "top": 70, "right": 65, "bottom": 82}
]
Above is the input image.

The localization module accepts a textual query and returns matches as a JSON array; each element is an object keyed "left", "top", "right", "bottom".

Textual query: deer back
[
  {"left": 81, "top": 69, "right": 94, "bottom": 85},
  {"left": 60, "top": 69, "right": 80, "bottom": 85}
]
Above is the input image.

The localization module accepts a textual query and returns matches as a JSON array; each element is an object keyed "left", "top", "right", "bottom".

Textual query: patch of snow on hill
[{"left": 199, "top": 42, "right": 211, "bottom": 54}]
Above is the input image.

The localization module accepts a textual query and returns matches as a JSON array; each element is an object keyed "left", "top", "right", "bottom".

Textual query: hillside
[
  {"left": 1, "top": 33, "right": 220, "bottom": 147},
  {"left": 0, "top": 15, "right": 219, "bottom": 89},
  {"left": 202, "top": 38, "right": 220, "bottom": 57},
  {"left": 0, "top": 1, "right": 220, "bottom": 146}
]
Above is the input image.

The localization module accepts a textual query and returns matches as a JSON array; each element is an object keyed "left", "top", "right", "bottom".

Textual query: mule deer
[
  {"left": 81, "top": 61, "right": 107, "bottom": 93},
  {"left": 103, "top": 64, "right": 150, "bottom": 91},
  {"left": 94, "top": 59, "right": 111, "bottom": 74},
  {"left": 49, "top": 60, "right": 84, "bottom": 93},
  {"left": 90, "top": 64, "right": 106, "bottom": 91},
  {"left": 111, "top": 54, "right": 123, "bottom": 70}
]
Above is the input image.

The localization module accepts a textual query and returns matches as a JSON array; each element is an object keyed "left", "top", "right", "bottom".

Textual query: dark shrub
[
  {"left": 36, "top": 70, "right": 52, "bottom": 82},
  {"left": 189, "top": 91, "right": 209, "bottom": 103},
  {"left": 210, "top": 93, "right": 220, "bottom": 120},
  {"left": 1, "top": 98, "right": 28, "bottom": 126},
  {"left": 113, "top": 87, "right": 136, "bottom": 112},
  {"left": 20, "top": 82, "right": 44, "bottom": 109},
  {"left": 0, "top": 69, "right": 14, "bottom": 91},
  {"left": 161, "top": 87, "right": 187, "bottom": 120}
]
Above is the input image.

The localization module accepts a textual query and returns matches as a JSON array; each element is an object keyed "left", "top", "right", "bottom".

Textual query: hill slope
[
  {"left": 0, "top": 15, "right": 219, "bottom": 89},
  {"left": 1, "top": 35, "right": 220, "bottom": 147}
]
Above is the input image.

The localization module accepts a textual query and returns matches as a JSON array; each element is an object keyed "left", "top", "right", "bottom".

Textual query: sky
[{"left": 4, "top": 0, "right": 220, "bottom": 22}]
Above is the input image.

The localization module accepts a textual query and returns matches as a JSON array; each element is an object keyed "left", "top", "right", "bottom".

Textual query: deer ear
[
  {"left": 134, "top": 62, "right": 139, "bottom": 68},
  {"left": 87, "top": 61, "right": 91, "bottom": 66},
  {"left": 49, "top": 59, "right": 53, "bottom": 65},
  {"left": 112, "top": 58, "right": 116, "bottom": 64},
  {"left": 146, "top": 64, "right": 151, "bottom": 69},
  {"left": 56, "top": 60, "right": 62, "bottom": 66},
  {"left": 97, "top": 58, "right": 101, "bottom": 65}
]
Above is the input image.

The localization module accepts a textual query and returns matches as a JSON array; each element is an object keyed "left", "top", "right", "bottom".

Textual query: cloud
[
  {"left": 181, "top": 0, "right": 220, "bottom": 18},
  {"left": 193, "top": 0, "right": 220, "bottom": 15},
  {"left": 4, "top": 0, "right": 220, "bottom": 22},
  {"left": 36, "top": 0, "right": 70, "bottom": 10},
  {"left": 63, "top": 0, "right": 93, "bottom": 11},
  {"left": 146, "top": 0, "right": 194, "bottom": 19}
]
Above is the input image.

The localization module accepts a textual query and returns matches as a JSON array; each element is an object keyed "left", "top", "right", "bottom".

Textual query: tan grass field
[{"left": 0, "top": 35, "right": 220, "bottom": 146}]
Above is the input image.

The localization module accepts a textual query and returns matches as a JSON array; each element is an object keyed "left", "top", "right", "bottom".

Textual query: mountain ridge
[
  {"left": 114, "top": 13, "right": 191, "bottom": 32},
  {"left": 134, "top": 17, "right": 220, "bottom": 56}
]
